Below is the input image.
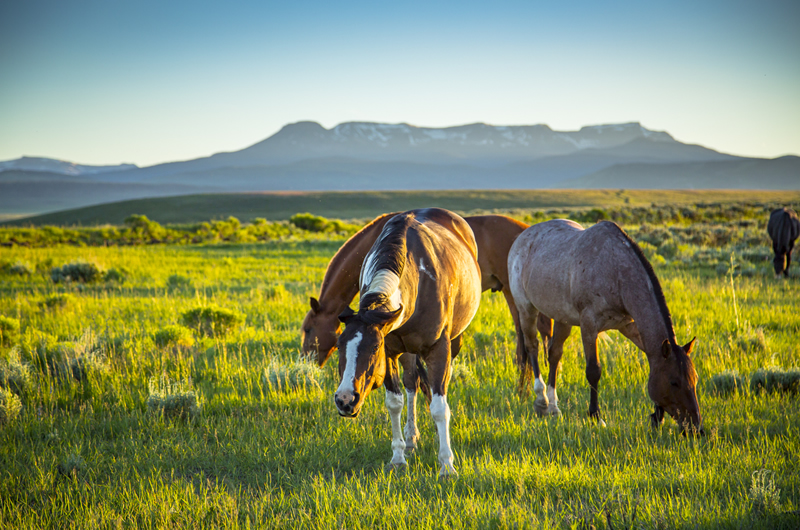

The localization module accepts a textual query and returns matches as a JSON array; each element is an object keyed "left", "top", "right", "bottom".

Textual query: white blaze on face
[{"left": 336, "top": 331, "right": 362, "bottom": 394}]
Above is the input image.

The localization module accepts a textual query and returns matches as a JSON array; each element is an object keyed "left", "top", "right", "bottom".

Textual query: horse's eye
[
  {"left": 303, "top": 328, "right": 311, "bottom": 334},
  {"left": 670, "top": 380, "right": 680, "bottom": 388}
]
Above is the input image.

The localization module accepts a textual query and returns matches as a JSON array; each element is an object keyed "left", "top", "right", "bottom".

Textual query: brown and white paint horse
[
  {"left": 333, "top": 208, "right": 481, "bottom": 476},
  {"left": 508, "top": 219, "right": 703, "bottom": 433},
  {"left": 301, "top": 213, "right": 551, "bottom": 452}
]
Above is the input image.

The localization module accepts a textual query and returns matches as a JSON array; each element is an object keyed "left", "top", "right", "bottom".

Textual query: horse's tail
[
  {"left": 516, "top": 320, "right": 534, "bottom": 399},
  {"left": 415, "top": 355, "right": 432, "bottom": 404}
]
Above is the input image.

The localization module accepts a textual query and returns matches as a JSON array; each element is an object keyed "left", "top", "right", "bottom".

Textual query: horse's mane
[
  {"left": 603, "top": 221, "right": 696, "bottom": 382},
  {"left": 359, "top": 213, "right": 411, "bottom": 311},
  {"left": 318, "top": 212, "right": 398, "bottom": 301}
]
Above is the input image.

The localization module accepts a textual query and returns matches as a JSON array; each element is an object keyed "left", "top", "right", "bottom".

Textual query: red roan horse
[
  {"left": 333, "top": 208, "right": 481, "bottom": 476},
  {"left": 508, "top": 219, "right": 703, "bottom": 433}
]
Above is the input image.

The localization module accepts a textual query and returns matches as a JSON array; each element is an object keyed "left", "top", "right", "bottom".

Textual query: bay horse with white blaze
[
  {"left": 508, "top": 219, "right": 703, "bottom": 433},
  {"left": 333, "top": 208, "right": 481, "bottom": 476}
]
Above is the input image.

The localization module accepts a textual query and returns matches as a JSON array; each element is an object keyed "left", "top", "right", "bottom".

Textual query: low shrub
[
  {"left": 154, "top": 325, "right": 194, "bottom": 349},
  {"left": 0, "top": 316, "right": 20, "bottom": 347},
  {"left": 749, "top": 469, "right": 781, "bottom": 515},
  {"left": 39, "top": 294, "right": 73, "bottom": 311},
  {"left": 51, "top": 261, "right": 103, "bottom": 283},
  {"left": 166, "top": 274, "right": 192, "bottom": 291},
  {"left": 0, "top": 387, "right": 22, "bottom": 425},
  {"left": 262, "top": 360, "right": 323, "bottom": 392},
  {"left": 750, "top": 368, "right": 800, "bottom": 395},
  {"left": 0, "top": 349, "right": 34, "bottom": 396},
  {"left": 146, "top": 375, "right": 201, "bottom": 421},
  {"left": 179, "top": 306, "right": 243, "bottom": 338},
  {"left": 8, "top": 261, "right": 33, "bottom": 276},
  {"left": 290, "top": 212, "right": 329, "bottom": 232},
  {"left": 103, "top": 268, "right": 126, "bottom": 283},
  {"left": 706, "top": 370, "right": 748, "bottom": 396}
]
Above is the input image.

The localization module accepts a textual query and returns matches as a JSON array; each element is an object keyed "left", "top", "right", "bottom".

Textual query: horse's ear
[
  {"left": 661, "top": 339, "right": 671, "bottom": 359},
  {"left": 338, "top": 306, "right": 356, "bottom": 324},
  {"left": 309, "top": 297, "right": 321, "bottom": 313},
  {"left": 683, "top": 337, "right": 697, "bottom": 356}
]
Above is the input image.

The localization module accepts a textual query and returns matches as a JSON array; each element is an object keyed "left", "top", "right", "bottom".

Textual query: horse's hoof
[
  {"left": 596, "top": 418, "right": 607, "bottom": 428},
  {"left": 385, "top": 462, "right": 408, "bottom": 474},
  {"left": 438, "top": 466, "right": 458, "bottom": 480},
  {"left": 547, "top": 406, "right": 562, "bottom": 417},
  {"left": 534, "top": 398, "right": 550, "bottom": 417}
]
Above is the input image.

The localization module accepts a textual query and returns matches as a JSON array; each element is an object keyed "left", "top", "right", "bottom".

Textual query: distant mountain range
[{"left": 2, "top": 121, "right": 798, "bottom": 215}]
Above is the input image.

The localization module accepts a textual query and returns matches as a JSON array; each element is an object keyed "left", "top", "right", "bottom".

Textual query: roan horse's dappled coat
[
  {"left": 509, "top": 219, "right": 703, "bottom": 433},
  {"left": 767, "top": 207, "right": 800, "bottom": 278},
  {"left": 333, "top": 208, "right": 481, "bottom": 476}
]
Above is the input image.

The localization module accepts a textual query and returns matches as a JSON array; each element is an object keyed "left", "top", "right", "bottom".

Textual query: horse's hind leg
[
  {"left": 545, "top": 322, "right": 572, "bottom": 416},
  {"left": 517, "top": 302, "right": 548, "bottom": 415},
  {"left": 399, "top": 353, "right": 423, "bottom": 455},
  {"left": 580, "top": 321, "right": 606, "bottom": 426}
]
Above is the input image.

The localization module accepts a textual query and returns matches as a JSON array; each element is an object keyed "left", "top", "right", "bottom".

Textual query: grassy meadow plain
[{"left": 0, "top": 196, "right": 799, "bottom": 529}]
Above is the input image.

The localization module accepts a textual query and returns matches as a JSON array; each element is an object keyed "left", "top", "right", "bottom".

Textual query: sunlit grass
[{"left": 0, "top": 229, "right": 798, "bottom": 528}]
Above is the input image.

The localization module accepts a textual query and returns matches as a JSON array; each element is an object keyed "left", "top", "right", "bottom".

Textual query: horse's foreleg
[
  {"left": 537, "top": 313, "right": 554, "bottom": 366},
  {"left": 580, "top": 322, "right": 606, "bottom": 427},
  {"left": 384, "top": 357, "right": 408, "bottom": 470},
  {"left": 545, "top": 322, "right": 572, "bottom": 416},
  {"left": 617, "top": 321, "right": 645, "bottom": 352},
  {"left": 398, "top": 353, "right": 422, "bottom": 455},
  {"left": 427, "top": 335, "right": 456, "bottom": 478}
]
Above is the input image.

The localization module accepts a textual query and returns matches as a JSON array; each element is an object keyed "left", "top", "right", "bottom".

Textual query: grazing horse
[
  {"left": 508, "top": 219, "right": 703, "bottom": 433},
  {"left": 767, "top": 207, "right": 800, "bottom": 278},
  {"left": 333, "top": 208, "right": 481, "bottom": 476},
  {"left": 301, "top": 213, "right": 552, "bottom": 453}
]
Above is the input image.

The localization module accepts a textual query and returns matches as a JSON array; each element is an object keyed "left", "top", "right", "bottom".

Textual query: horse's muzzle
[{"left": 334, "top": 390, "right": 361, "bottom": 417}]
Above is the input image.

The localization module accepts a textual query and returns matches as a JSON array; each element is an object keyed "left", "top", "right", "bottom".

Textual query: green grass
[
  {"left": 6, "top": 189, "right": 800, "bottom": 226},
  {"left": 0, "top": 219, "right": 799, "bottom": 528}
]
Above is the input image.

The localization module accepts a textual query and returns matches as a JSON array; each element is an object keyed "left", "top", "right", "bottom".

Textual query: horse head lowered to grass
[
  {"left": 333, "top": 208, "right": 482, "bottom": 476},
  {"left": 508, "top": 219, "right": 703, "bottom": 434}
]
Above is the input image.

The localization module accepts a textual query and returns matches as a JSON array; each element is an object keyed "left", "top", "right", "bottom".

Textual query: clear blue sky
[{"left": 1, "top": 0, "right": 798, "bottom": 166}]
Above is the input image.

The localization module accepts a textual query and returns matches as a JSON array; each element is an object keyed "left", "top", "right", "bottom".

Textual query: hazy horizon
[{"left": 1, "top": 0, "right": 798, "bottom": 167}]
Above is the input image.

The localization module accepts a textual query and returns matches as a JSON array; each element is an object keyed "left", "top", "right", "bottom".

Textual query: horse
[
  {"left": 508, "top": 219, "right": 703, "bottom": 434},
  {"left": 333, "top": 208, "right": 482, "bottom": 477},
  {"left": 767, "top": 207, "right": 800, "bottom": 278},
  {"left": 300, "top": 213, "right": 552, "bottom": 453},
  {"left": 301, "top": 213, "right": 552, "bottom": 382}
]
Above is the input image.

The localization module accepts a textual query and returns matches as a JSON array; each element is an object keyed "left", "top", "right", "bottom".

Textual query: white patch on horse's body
[
  {"left": 430, "top": 394, "right": 456, "bottom": 476},
  {"left": 360, "top": 269, "right": 405, "bottom": 331},
  {"left": 336, "top": 331, "right": 362, "bottom": 395},
  {"left": 404, "top": 389, "right": 419, "bottom": 453},
  {"left": 385, "top": 390, "right": 407, "bottom": 466},
  {"left": 419, "top": 258, "right": 436, "bottom": 281},
  {"left": 359, "top": 251, "right": 380, "bottom": 292}
]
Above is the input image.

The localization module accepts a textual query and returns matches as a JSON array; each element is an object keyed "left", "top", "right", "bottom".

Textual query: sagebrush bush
[
  {"left": 103, "top": 268, "right": 125, "bottom": 283},
  {"left": 39, "top": 294, "right": 72, "bottom": 311},
  {"left": 154, "top": 325, "right": 194, "bottom": 349},
  {"left": 706, "top": 370, "right": 748, "bottom": 396},
  {"left": 0, "top": 349, "right": 34, "bottom": 396},
  {"left": 262, "top": 361, "right": 323, "bottom": 392},
  {"left": 750, "top": 368, "right": 800, "bottom": 395},
  {"left": 749, "top": 469, "right": 781, "bottom": 515},
  {"left": 0, "top": 316, "right": 20, "bottom": 347},
  {"left": 179, "top": 306, "right": 243, "bottom": 338},
  {"left": 51, "top": 261, "right": 103, "bottom": 283},
  {"left": 290, "top": 212, "right": 329, "bottom": 232},
  {"left": 146, "top": 375, "right": 201, "bottom": 420},
  {"left": 166, "top": 274, "right": 192, "bottom": 291},
  {"left": 8, "top": 261, "right": 33, "bottom": 276},
  {"left": 22, "top": 330, "right": 108, "bottom": 382},
  {"left": 0, "top": 387, "right": 22, "bottom": 426}
]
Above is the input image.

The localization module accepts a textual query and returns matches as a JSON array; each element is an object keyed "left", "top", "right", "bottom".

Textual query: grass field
[
  {"left": 6, "top": 189, "right": 800, "bottom": 226},
  {"left": 1, "top": 208, "right": 799, "bottom": 528}
]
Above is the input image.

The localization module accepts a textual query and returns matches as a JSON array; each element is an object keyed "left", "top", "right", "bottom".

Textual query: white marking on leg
[
  {"left": 335, "top": 332, "right": 362, "bottom": 396},
  {"left": 533, "top": 375, "right": 549, "bottom": 416},
  {"left": 385, "top": 390, "right": 407, "bottom": 466},
  {"left": 404, "top": 389, "right": 419, "bottom": 452},
  {"left": 546, "top": 384, "right": 561, "bottom": 416},
  {"left": 430, "top": 394, "right": 456, "bottom": 476}
]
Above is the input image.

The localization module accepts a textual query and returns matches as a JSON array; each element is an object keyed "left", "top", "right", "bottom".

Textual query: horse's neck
[
  {"left": 318, "top": 217, "right": 391, "bottom": 313},
  {"left": 623, "top": 271, "right": 675, "bottom": 357}
]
